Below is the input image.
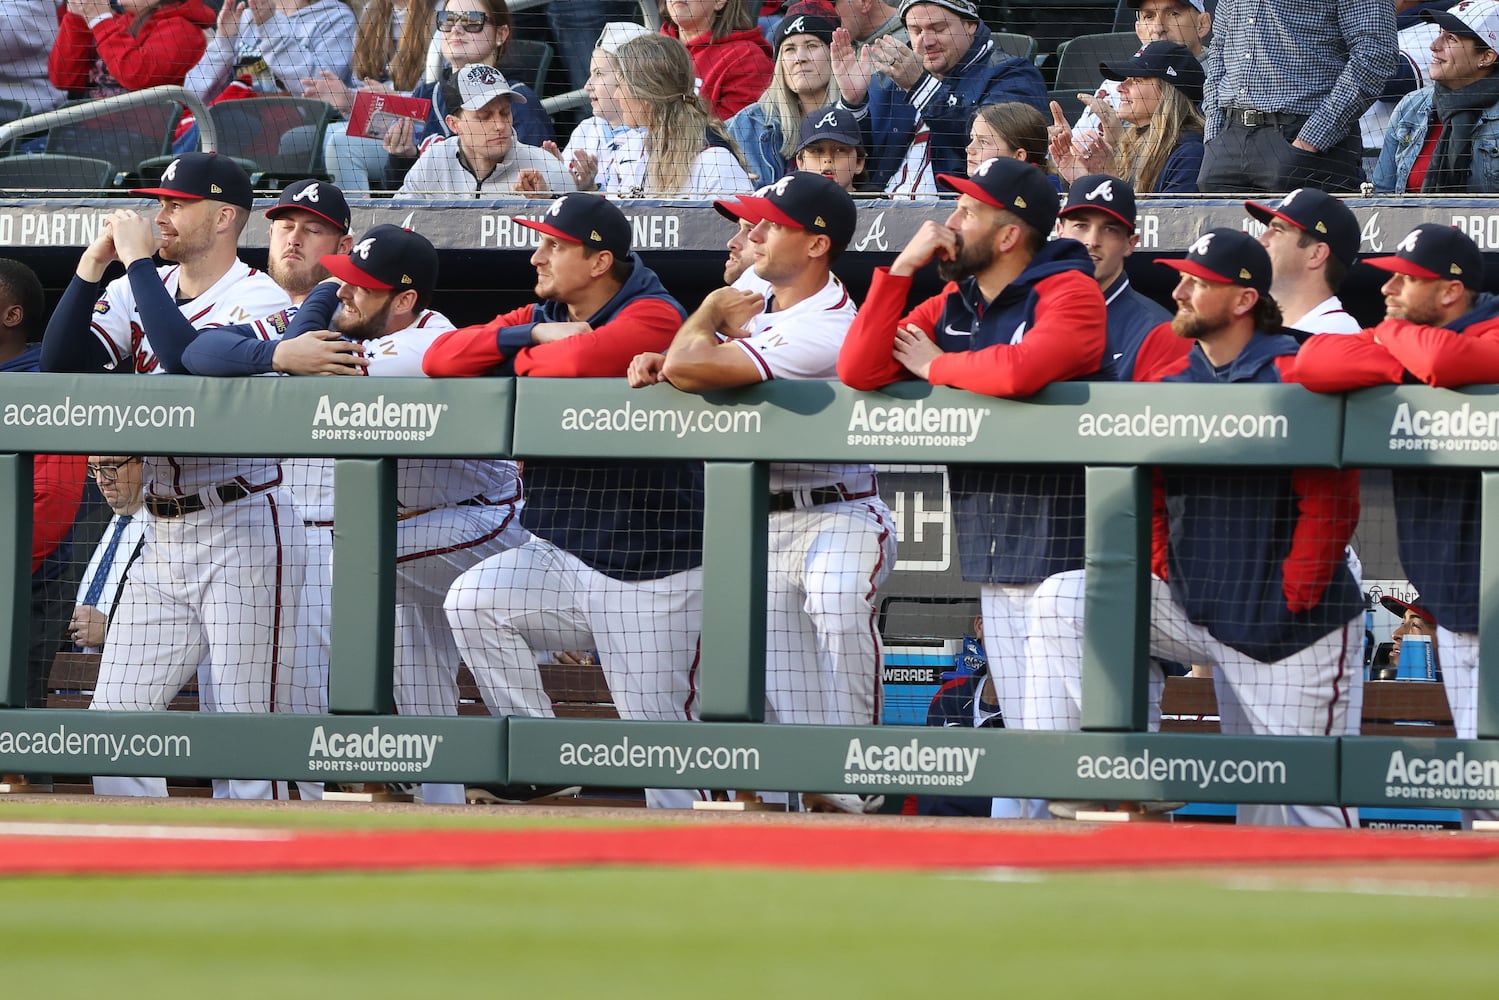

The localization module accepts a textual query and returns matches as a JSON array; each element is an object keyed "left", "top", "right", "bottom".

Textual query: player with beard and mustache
[
  {"left": 837, "top": 155, "right": 1105, "bottom": 820},
  {"left": 1031, "top": 228, "right": 1365, "bottom": 827}
]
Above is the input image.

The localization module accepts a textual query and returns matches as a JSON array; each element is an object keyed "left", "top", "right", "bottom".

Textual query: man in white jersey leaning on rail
[
  {"left": 40, "top": 152, "right": 304, "bottom": 799},
  {"left": 184, "top": 226, "right": 530, "bottom": 805},
  {"left": 628, "top": 171, "right": 896, "bottom": 814}
]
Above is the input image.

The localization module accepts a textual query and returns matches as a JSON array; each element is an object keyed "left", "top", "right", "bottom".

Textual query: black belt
[
  {"left": 146, "top": 480, "right": 272, "bottom": 519},
  {"left": 1225, "top": 106, "right": 1304, "bottom": 129},
  {"left": 767, "top": 484, "right": 877, "bottom": 513}
]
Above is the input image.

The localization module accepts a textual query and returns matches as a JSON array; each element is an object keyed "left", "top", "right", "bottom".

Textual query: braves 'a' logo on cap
[
  {"left": 1188, "top": 232, "right": 1216, "bottom": 256},
  {"left": 1085, "top": 179, "right": 1115, "bottom": 202},
  {"left": 784, "top": 15, "right": 806, "bottom": 34},
  {"left": 1281, "top": 189, "right": 1303, "bottom": 208},
  {"left": 162, "top": 159, "right": 179, "bottom": 182},
  {"left": 353, "top": 237, "right": 376, "bottom": 259},
  {"left": 292, "top": 183, "right": 320, "bottom": 203},
  {"left": 974, "top": 158, "right": 996, "bottom": 177},
  {"left": 816, "top": 110, "right": 841, "bottom": 129},
  {"left": 1397, "top": 229, "right": 1421, "bottom": 254},
  {"left": 770, "top": 175, "right": 795, "bottom": 197},
  {"left": 546, "top": 197, "right": 567, "bottom": 217}
]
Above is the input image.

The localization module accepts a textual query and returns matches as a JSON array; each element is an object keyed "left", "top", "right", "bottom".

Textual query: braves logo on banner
[{"left": 353, "top": 237, "right": 376, "bottom": 259}]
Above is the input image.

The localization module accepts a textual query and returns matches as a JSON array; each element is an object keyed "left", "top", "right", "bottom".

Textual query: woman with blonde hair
[
  {"left": 1048, "top": 41, "right": 1204, "bottom": 195},
  {"left": 611, "top": 32, "right": 752, "bottom": 197},
  {"left": 726, "top": 2, "right": 839, "bottom": 184}
]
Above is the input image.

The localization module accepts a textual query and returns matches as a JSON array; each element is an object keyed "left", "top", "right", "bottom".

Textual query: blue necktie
[{"left": 81, "top": 514, "right": 132, "bottom": 609}]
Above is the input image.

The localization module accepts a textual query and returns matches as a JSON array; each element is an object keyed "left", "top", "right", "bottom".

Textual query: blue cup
[{"left": 1395, "top": 633, "right": 1436, "bottom": 681}]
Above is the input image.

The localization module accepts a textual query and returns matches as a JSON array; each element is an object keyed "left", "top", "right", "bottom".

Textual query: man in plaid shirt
[{"left": 1198, "top": 1, "right": 1396, "bottom": 192}]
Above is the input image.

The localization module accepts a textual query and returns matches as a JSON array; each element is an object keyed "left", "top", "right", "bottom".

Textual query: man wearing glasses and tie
[{"left": 68, "top": 457, "right": 146, "bottom": 654}]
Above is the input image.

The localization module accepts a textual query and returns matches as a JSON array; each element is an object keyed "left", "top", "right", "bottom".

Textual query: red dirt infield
[{"left": 4, "top": 814, "right": 1499, "bottom": 878}]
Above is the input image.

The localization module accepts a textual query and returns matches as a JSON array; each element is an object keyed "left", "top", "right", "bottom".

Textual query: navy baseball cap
[
  {"left": 898, "top": 0, "right": 979, "bottom": 22},
  {"left": 1158, "top": 227, "right": 1272, "bottom": 294},
  {"left": 132, "top": 151, "right": 253, "bottom": 211},
  {"left": 1058, "top": 174, "right": 1137, "bottom": 233},
  {"left": 714, "top": 171, "right": 857, "bottom": 250},
  {"left": 515, "top": 192, "right": 631, "bottom": 259},
  {"left": 794, "top": 106, "right": 863, "bottom": 155},
  {"left": 1381, "top": 595, "right": 1438, "bottom": 626},
  {"left": 938, "top": 156, "right": 1060, "bottom": 234},
  {"left": 265, "top": 178, "right": 351, "bottom": 234},
  {"left": 1365, "top": 223, "right": 1484, "bottom": 290},
  {"left": 1100, "top": 41, "right": 1205, "bottom": 105},
  {"left": 321, "top": 224, "right": 438, "bottom": 292},
  {"left": 773, "top": 4, "right": 838, "bottom": 50},
  {"left": 1244, "top": 188, "right": 1360, "bottom": 267}
]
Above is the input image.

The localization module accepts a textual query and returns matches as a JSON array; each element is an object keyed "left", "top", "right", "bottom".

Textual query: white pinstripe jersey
[
  {"left": 89, "top": 259, "right": 292, "bottom": 496},
  {"left": 729, "top": 270, "right": 875, "bottom": 494}
]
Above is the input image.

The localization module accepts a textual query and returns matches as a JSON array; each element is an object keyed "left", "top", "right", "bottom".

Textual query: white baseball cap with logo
[
  {"left": 597, "top": 21, "right": 650, "bottom": 54},
  {"left": 1425, "top": 0, "right": 1499, "bottom": 50},
  {"left": 456, "top": 63, "right": 527, "bottom": 111}
]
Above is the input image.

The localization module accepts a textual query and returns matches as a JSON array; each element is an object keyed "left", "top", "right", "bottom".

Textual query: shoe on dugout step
[
  {"left": 466, "top": 783, "right": 582, "bottom": 804},
  {"left": 803, "top": 793, "right": 885, "bottom": 814}
]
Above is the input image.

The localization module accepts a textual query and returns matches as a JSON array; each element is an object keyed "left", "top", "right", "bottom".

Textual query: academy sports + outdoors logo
[
  {"left": 311, "top": 394, "right": 447, "bottom": 441},
  {"left": 845, "top": 399, "right": 988, "bottom": 448},
  {"left": 306, "top": 725, "right": 443, "bottom": 774},
  {"left": 1387, "top": 400, "right": 1499, "bottom": 452},
  {"left": 1384, "top": 749, "right": 1499, "bottom": 802},
  {"left": 842, "top": 737, "right": 985, "bottom": 788}
]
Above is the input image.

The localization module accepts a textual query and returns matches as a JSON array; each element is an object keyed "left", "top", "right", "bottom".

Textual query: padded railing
[{"left": 0, "top": 375, "right": 1495, "bottom": 810}]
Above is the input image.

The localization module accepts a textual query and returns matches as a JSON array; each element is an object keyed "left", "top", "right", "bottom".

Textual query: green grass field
[{"left": 2, "top": 801, "right": 1496, "bottom": 998}]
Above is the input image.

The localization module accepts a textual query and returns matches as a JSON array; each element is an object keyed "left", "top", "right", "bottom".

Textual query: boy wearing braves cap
[
  {"left": 628, "top": 173, "right": 894, "bottom": 814},
  {"left": 792, "top": 105, "right": 868, "bottom": 191},
  {"left": 1246, "top": 187, "right": 1362, "bottom": 336},
  {"left": 396, "top": 63, "right": 569, "bottom": 199},
  {"left": 40, "top": 151, "right": 305, "bottom": 801},
  {"left": 839, "top": 155, "right": 1105, "bottom": 819},
  {"left": 426, "top": 194, "right": 706, "bottom": 808},
  {"left": 1054, "top": 173, "right": 1177, "bottom": 380},
  {"left": 1031, "top": 227, "right": 1365, "bottom": 827},
  {"left": 1292, "top": 222, "right": 1499, "bottom": 825}
]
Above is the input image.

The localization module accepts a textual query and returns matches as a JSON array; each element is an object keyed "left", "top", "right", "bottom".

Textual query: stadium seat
[
  {"left": 44, "top": 96, "right": 182, "bottom": 188},
  {"left": 0, "top": 154, "right": 117, "bottom": 193},
  {"left": 500, "top": 39, "right": 554, "bottom": 97},
  {"left": 204, "top": 96, "right": 339, "bottom": 189},
  {"left": 991, "top": 32, "right": 1039, "bottom": 63},
  {"left": 1050, "top": 31, "right": 1142, "bottom": 96}
]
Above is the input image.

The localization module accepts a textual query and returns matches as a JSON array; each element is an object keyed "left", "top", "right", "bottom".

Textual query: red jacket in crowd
[{"left": 49, "top": 0, "right": 215, "bottom": 97}]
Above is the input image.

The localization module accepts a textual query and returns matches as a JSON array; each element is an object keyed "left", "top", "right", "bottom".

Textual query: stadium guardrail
[{"left": 0, "top": 375, "right": 1496, "bottom": 811}]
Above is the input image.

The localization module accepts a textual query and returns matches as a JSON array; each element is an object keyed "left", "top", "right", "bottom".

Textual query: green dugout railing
[{"left": 1, "top": 374, "right": 1497, "bottom": 811}]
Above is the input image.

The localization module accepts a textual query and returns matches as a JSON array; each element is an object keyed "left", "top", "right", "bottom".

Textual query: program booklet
[{"left": 345, "top": 90, "right": 432, "bottom": 139}]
